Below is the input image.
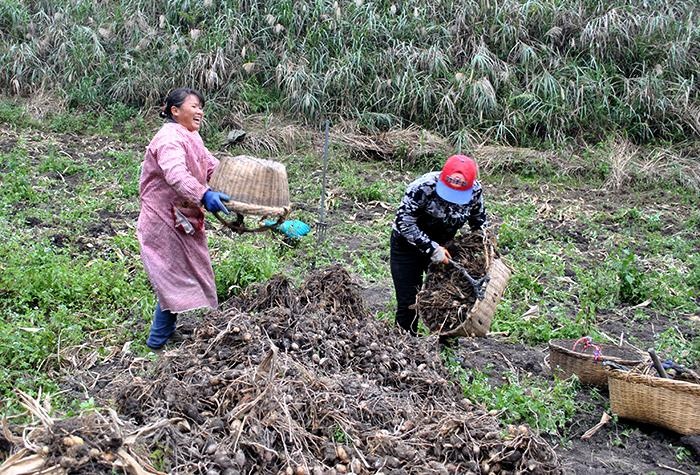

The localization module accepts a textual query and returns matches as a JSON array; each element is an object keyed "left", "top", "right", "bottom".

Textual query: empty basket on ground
[
  {"left": 440, "top": 258, "right": 512, "bottom": 338},
  {"left": 608, "top": 369, "right": 700, "bottom": 435},
  {"left": 549, "top": 338, "right": 645, "bottom": 387},
  {"left": 209, "top": 155, "right": 291, "bottom": 218}
]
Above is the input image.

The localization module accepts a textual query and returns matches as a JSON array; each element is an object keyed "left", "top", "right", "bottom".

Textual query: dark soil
[{"left": 452, "top": 337, "right": 700, "bottom": 474}]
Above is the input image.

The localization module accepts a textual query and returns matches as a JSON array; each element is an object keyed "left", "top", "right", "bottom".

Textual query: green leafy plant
[
  {"left": 643, "top": 213, "right": 662, "bottom": 232},
  {"left": 212, "top": 239, "right": 279, "bottom": 299},
  {"left": 39, "top": 149, "right": 88, "bottom": 176},
  {"left": 0, "top": 101, "right": 32, "bottom": 126},
  {"left": 0, "top": 227, "right": 153, "bottom": 405},
  {"left": 331, "top": 424, "right": 350, "bottom": 444},
  {"left": 240, "top": 79, "right": 281, "bottom": 114},
  {"left": 656, "top": 327, "right": 700, "bottom": 368},
  {"left": 149, "top": 445, "right": 167, "bottom": 472},
  {"left": 610, "top": 426, "right": 633, "bottom": 448},
  {"left": 673, "top": 446, "right": 691, "bottom": 463},
  {"left": 444, "top": 354, "right": 580, "bottom": 434},
  {"left": 614, "top": 248, "right": 646, "bottom": 305}
]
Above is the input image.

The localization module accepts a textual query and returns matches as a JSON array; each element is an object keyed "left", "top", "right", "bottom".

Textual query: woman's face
[{"left": 171, "top": 94, "right": 203, "bottom": 132}]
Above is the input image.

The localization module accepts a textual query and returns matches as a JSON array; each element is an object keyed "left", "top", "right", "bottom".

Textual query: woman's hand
[
  {"left": 202, "top": 190, "right": 231, "bottom": 214},
  {"left": 430, "top": 246, "right": 451, "bottom": 264}
]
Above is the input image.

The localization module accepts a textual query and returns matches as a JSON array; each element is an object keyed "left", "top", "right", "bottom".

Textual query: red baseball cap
[{"left": 436, "top": 155, "right": 477, "bottom": 204}]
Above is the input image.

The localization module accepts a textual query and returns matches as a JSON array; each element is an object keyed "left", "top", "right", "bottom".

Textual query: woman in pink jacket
[{"left": 137, "top": 87, "right": 231, "bottom": 350}]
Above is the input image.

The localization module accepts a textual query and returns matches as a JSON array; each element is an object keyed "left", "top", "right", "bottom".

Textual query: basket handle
[{"left": 573, "top": 336, "right": 602, "bottom": 361}]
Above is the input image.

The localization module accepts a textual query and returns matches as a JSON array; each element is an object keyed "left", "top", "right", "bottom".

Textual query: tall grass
[{"left": 1, "top": 0, "right": 698, "bottom": 144}]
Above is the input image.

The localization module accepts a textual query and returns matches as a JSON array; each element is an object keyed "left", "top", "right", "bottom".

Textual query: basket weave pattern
[
  {"left": 209, "top": 155, "right": 290, "bottom": 217},
  {"left": 549, "top": 339, "right": 645, "bottom": 387},
  {"left": 608, "top": 370, "right": 700, "bottom": 435},
  {"left": 442, "top": 258, "right": 512, "bottom": 337}
]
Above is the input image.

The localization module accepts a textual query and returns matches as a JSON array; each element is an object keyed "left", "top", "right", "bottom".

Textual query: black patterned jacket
[{"left": 392, "top": 172, "right": 487, "bottom": 255}]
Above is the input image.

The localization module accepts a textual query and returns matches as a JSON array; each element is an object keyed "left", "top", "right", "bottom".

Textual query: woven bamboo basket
[
  {"left": 608, "top": 369, "right": 700, "bottom": 434},
  {"left": 549, "top": 339, "right": 645, "bottom": 387},
  {"left": 209, "top": 155, "right": 291, "bottom": 217},
  {"left": 440, "top": 258, "right": 512, "bottom": 337}
]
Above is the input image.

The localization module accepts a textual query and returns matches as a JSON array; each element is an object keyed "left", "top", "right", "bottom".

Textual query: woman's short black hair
[{"left": 160, "top": 87, "right": 205, "bottom": 120}]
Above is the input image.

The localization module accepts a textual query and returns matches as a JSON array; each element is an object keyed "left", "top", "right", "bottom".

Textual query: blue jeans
[{"left": 146, "top": 302, "right": 178, "bottom": 349}]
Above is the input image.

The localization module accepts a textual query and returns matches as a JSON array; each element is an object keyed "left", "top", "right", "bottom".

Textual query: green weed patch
[
  {"left": 0, "top": 231, "right": 153, "bottom": 403},
  {"left": 445, "top": 355, "right": 580, "bottom": 434}
]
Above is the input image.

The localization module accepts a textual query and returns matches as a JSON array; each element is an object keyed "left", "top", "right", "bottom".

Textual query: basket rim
[
  {"left": 439, "top": 257, "right": 511, "bottom": 337},
  {"left": 225, "top": 200, "right": 291, "bottom": 217},
  {"left": 466, "top": 258, "right": 510, "bottom": 316},
  {"left": 548, "top": 339, "right": 646, "bottom": 365},
  {"left": 608, "top": 369, "right": 700, "bottom": 394}
]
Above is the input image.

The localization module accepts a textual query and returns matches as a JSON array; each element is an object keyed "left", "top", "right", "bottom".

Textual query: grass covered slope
[{"left": 2, "top": 0, "right": 699, "bottom": 144}]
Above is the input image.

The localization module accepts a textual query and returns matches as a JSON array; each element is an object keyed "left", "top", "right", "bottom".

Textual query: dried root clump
[
  {"left": 2, "top": 265, "right": 560, "bottom": 475},
  {"left": 299, "top": 264, "right": 368, "bottom": 319},
  {"left": 416, "top": 230, "right": 496, "bottom": 334},
  {"left": 332, "top": 125, "right": 450, "bottom": 164},
  {"left": 244, "top": 274, "right": 298, "bottom": 312},
  {"left": 0, "top": 396, "right": 162, "bottom": 475}
]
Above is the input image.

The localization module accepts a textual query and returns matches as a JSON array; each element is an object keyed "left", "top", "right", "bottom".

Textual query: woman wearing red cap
[{"left": 390, "top": 154, "right": 487, "bottom": 336}]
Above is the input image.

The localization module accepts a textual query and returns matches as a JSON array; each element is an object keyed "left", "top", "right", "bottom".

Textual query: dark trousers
[{"left": 390, "top": 231, "right": 431, "bottom": 335}]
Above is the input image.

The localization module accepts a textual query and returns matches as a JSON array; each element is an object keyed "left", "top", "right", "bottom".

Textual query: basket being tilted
[
  {"left": 209, "top": 155, "right": 291, "bottom": 233},
  {"left": 415, "top": 229, "right": 512, "bottom": 337}
]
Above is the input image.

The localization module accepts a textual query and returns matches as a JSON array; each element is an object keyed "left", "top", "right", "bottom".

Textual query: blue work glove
[
  {"left": 202, "top": 190, "right": 230, "bottom": 214},
  {"left": 264, "top": 219, "right": 311, "bottom": 239}
]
